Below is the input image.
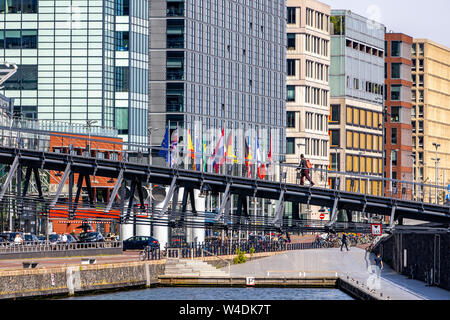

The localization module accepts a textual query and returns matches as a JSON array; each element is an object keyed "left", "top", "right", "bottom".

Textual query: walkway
[{"left": 227, "top": 247, "right": 450, "bottom": 300}]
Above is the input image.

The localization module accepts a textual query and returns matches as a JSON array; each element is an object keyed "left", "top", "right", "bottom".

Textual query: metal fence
[
  {"left": 0, "top": 241, "right": 122, "bottom": 254},
  {"left": 141, "top": 240, "right": 322, "bottom": 261}
]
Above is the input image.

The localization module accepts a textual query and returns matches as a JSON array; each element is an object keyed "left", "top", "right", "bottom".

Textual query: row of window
[
  {"left": 346, "top": 39, "right": 384, "bottom": 58},
  {"left": 305, "top": 8, "right": 329, "bottom": 32},
  {"left": 0, "top": 30, "right": 37, "bottom": 49},
  {"left": 347, "top": 76, "right": 383, "bottom": 96},
  {"left": 305, "top": 111, "right": 328, "bottom": 132},
  {"left": 305, "top": 60, "right": 329, "bottom": 82},
  {"left": 0, "top": 0, "right": 37, "bottom": 14},
  {"left": 329, "top": 105, "right": 383, "bottom": 130},
  {"left": 412, "top": 43, "right": 424, "bottom": 56},
  {"left": 53, "top": 146, "right": 122, "bottom": 161},
  {"left": 346, "top": 131, "right": 383, "bottom": 152},
  {"left": 346, "top": 155, "right": 383, "bottom": 175},
  {"left": 344, "top": 178, "right": 383, "bottom": 196},
  {"left": 285, "top": 137, "right": 328, "bottom": 158},
  {"left": 305, "top": 34, "right": 328, "bottom": 57}
]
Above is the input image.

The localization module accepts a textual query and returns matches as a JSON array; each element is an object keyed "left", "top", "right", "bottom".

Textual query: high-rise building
[
  {"left": 329, "top": 10, "right": 386, "bottom": 203},
  {"left": 0, "top": 0, "right": 149, "bottom": 146},
  {"left": 411, "top": 39, "right": 450, "bottom": 203},
  {"left": 285, "top": 0, "right": 330, "bottom": 220},
  {"left": 384, "top": 33, "right": 413, "bottom": 199},
  {"left": 148, "top": 0, "right": 286, "bottom": 163}
]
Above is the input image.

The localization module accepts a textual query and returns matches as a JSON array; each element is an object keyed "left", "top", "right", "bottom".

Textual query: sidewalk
[{"left": 227, "top": 247, "right": 450, "bottom": 300}]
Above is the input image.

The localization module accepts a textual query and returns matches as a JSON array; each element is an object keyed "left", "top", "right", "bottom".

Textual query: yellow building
[{"left": 411, "top": 39, "right": 450, "bottom": 203}]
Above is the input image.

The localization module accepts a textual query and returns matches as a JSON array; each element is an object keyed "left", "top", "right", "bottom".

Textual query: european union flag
[{"left": 159, "top": 127, "right": 171, "bottom": 164}]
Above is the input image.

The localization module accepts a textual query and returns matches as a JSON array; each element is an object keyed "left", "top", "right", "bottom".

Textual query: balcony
[{"left": 166, "top": 69, "right": 184, "bottom": 80}]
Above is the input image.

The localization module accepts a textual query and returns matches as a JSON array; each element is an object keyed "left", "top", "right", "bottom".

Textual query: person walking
[
  {"left": 340, "top": 233, "right": 349, "bottom": 251},
  {"left": 14, "top": 233, "right": 23, "bottom": 245},
  {"left": 297, "top": 154, "right": 314, "bottom": 186},
  {"left": 374, "top": 253, "right": 383, "bottom": 278}
]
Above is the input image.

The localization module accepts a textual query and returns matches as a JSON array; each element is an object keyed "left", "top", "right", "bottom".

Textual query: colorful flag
[
  {"left": 267, "top": 135, "right": 273, "bottom": 177},
  {"left": 256, "top": 136, "right": 266, "bottom": 179},
  {"left": 158, "top": 127, "right": 171, "bottom": 165},
  {"left": 245, "top": 136, "right": 252, "bottom": 178},
  {"left": 194, "top": 127, "right": 201, "bottom": 171},
  {"left": 225, "top": 131, "right": 234, "bottom": 163},
  {"left": 170, "top": 128, "right": 178, "bottom": 167},
  {"left": 212, "top": 129, "right": 225, "bottom": 173},
  {"left": 188, "top": 129, "right": 195, "bottom": 170}
]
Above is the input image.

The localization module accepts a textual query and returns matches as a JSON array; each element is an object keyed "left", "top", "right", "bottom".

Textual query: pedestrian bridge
[{"left": 0, "top": 125, "right": 449, "bottom": 233}]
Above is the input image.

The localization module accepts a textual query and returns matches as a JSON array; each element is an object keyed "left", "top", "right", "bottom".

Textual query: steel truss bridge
[{"left": 0, "top": 138, "right": 449, "bottom": 236}]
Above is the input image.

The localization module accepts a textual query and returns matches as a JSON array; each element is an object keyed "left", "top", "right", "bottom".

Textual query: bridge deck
[{"left": 226, "top": 247, "right": 450, "bottom": 300}]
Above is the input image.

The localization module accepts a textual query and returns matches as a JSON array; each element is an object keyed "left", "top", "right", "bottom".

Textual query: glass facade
[
  {"left": 149, "top": 0, "right": 286, "bottom": 162},
  {"left": 0, "top": 0, "right": 149, "bottom": 146}
]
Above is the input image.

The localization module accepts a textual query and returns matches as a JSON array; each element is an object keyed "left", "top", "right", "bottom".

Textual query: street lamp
[
  {"left": 432, "top": 142, "right": 440, "bottom": 203},
  {"left": 86, "top": 120, "right": 98, "bottom": 155}
]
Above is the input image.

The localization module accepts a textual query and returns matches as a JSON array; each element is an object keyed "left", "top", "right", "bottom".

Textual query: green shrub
[{"left": 233, "top": 248, "right": 248, "bottom": 264}]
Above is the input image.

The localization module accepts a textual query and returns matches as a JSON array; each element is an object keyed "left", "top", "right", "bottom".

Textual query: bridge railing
[
  {"left": 0, "top": 124, "right": 448, "bottom": 208},
  {"left": 0, "top": 241, "right": 122, "bottom": 253}
]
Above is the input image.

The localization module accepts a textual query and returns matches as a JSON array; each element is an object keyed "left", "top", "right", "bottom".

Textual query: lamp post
[
  {"left": 86, "top": 120, "right": 98, "bottom": 155},
  {"left": 432, "top": 142, "right": 440, "bottom": 203}
]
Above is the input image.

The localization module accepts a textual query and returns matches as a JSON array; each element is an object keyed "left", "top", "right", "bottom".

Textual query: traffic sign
[
  {"left": 371, "top": 223, "right": 382, "bottom": 236},
  {"left": 319, "top": 213, "right": 325, "bottom": 220}
]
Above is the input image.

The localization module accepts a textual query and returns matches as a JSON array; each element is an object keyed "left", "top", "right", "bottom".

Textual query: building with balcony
[
  {"left": 384, "top": 33, "right": 413, "bottom": 200},
  {"left": 148, "top": 0, "right": 286, "bottom": 164},
  {"left": 285, "top": 0, "right": 330, "bottom": 220},
  {"left": 411, "top": 39, "right": 450, "bottom": 203},
  {"left": 0, "top": 0, "right": 149, "bottom": 146},
  {"left": 329, "top": 10, "right": 386, "bottom": 206}
]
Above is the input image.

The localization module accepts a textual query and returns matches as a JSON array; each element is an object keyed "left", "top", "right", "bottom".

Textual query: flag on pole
[
  {"left": 158, "top": 127, "right": 171, "bottom": 165},
  {"left": 267, "top": 134, "right": 273, "bottom": 178},
  {"left": 245, "top": 136, "right": 252, "bottom": 178},
  {"left": 194, "top": 127, "right": 201, "bottom": 171},
  {"left": 170, "top": 127, "right": 178, "bottom": 167},
  {"left": 188, "top": 129, "right": 195, "bottom": 170},
  {"left": 225, "top": 131, "right": 235, "bottom": 164},
  {"left": 212, "top": 128, "right": 225, "bottom": 173},
  {"left": 256, "top": 136, "right": 266, "bottom": 179}
]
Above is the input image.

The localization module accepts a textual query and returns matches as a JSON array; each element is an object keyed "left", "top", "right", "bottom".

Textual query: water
[{"left": 64, "top": 287, "right": 354, "bottom": 300}]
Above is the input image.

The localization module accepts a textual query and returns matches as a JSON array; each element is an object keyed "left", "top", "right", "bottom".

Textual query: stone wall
[
  {"left": 376, "top": 232, "right": 449, "bottom": 291},
  {"left": 0, "top": 261, "right": 165, "bottom": 299}
]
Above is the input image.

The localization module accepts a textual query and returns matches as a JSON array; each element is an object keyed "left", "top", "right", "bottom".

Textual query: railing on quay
[
  {"left": 0, "top": 241, "right": 122, "bottom": 254},
  {"left": 141, "top": 240, "right": 322, "bottom": 261}
]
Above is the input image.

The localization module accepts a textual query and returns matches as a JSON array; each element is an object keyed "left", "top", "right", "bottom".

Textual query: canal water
[{"left": 64, "top": 287, "right": 354, "bottom": 300}]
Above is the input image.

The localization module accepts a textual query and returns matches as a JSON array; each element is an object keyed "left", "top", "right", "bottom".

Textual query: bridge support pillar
[{"left": 186, "top": 189, "right": 205, "bottom": 243}]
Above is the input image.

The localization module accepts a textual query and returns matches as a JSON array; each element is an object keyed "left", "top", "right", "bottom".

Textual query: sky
[{"left": 323, "top": 0, "right": 450, "bottom": 48}]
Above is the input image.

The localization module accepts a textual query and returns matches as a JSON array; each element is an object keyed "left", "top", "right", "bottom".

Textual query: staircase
[{"left": 164, "top": 259, "right": 229, "bottom": 277}]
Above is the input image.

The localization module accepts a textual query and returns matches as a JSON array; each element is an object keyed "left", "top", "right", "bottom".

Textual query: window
[
  {"left": 167, "top": 51, "right": 184, "bottom": 80},
  {"left": 366, "top": 134, "right": 372, "bottom": 150},
  {"left": 353, "top": 132, "right": 359, "bottom": 150},
  {"left": 287, "top": 111, "right": 295, "bottom": 128},
  {"left": 5, "top": 30, "right": 21, "bottom": 49},
  {"left": 287, "top": 7, "right": 296, "bottom": 24},
  {"left": 330, "top": 15, "right": 345, "bottom": 35},
  {"left": 286, "top": 138, "right": 295, "bottom": 154},
  {"left": 391, "top": 107, "right": 400, "bottom": 122},
  {"left": 115, "top": 67, "right": 129, "bottom": 92},
  {"left": 115, "top": 108, "right": 129, "bottom": 135},
  {"left": 287, "top": 59, "right": 296, "bottom": 76},
  {"left": 330, "top": 130, "right": 339, "bottom": 147},
  {"left": 346, "top": 106, "right": 352, "bottom": 124},
  {"left": 366, "top": 111, "right": 373, "bottom": 128},
  {"left": 331, "top": 153, "right": 340, "bottom": 171},
  {"left": 353, "top": 108, "right": 359, "bottom": 126},
  {"left": 419, "top": 43, "right": 424, "bottom": 56},
  {"left": 116, "top": 0, "right": 130, "bottom": 16},
  {"left": 330, "top": 104, "right": 340, "bottom": 123},
  {"left": 166, "top": 83, "right": 184, "bottom": 112},
  {"left": 346, "top": 131, "right": 353, "bottom": 148},
  {"left": 167, "top": 19, "right": 185, "bottom": 48},
  {"left": 286, "top": 86, "right": 295, "bottom": 102},
  {"left": 360, "top": 109, "right": 366, "bottom": 127},
  {"left": 167, "top": 0, "right": 184, "bottom": 16},
  {"left": 115, "top": 31, "right": 129, "bottom": 51},
  {"left": 391, "top": 150, "right": 398, "bottom": 167},
  {"left": 391, "top": 85, "right": 401, "bottom": 101},
  {"left": 3, "top": 64, "right": 37, "bottom": 90},
  {"left": 391, "top": 41, "right": 401, "bottom": 57},
  {"left": 412, "top": 43, "right": 416, "bottom": 56},
  {"left": 391, "top": 63, "right": 401, "bottom": 79},
  {"left": 287, "top": 33, "right": 296, "bottom": 50},
  {"left": 391, "top": 128, "right": 397, "bottom": 145}
]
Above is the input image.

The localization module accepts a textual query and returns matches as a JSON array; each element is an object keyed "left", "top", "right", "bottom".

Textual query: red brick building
[
  {"left": 49, "top": 133, "right": 123, "bottom": 235},
  {"left": 384, "top": 33, "right": 413, "bottom": 199}
]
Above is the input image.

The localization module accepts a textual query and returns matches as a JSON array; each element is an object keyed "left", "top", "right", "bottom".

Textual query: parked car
[
  {"left": 78, "top": 232, "right": 105, "bottom": 243},
  {"left": 48, "top": 233, "right": 78, "bottom": 244},
  {"left": 122, "top": 236, "right": 159, "bottom": 250},
  {"left": 23, "top": 233, "right": 41, "bottom": 244},
  {"left": 0, "top": 232, "right": 23, "bottom": 243}
]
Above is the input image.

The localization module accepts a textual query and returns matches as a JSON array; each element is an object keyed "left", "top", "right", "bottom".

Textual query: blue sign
[{"left": 447, "top": 184, "right": 450, "bottom": 192}]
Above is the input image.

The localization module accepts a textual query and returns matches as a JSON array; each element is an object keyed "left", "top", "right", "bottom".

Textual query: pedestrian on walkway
[
  {"left": 340, "top": 233, "right": 349, "bottom": 251},
  {"left": 374, "top": 253, "right": 383, "bottom": 278},
  {"left": 297, "top": 154, "right": 314, "bottom": 186},
  {"left": 14, "top": 233, "right": 23, "bottom": 245}
]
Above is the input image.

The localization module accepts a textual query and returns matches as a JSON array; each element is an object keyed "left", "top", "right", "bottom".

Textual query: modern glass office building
[
  {"left": 149, "top": 0, "right": 286, "bottom": 163},
  {"left": 0, "top": 0, "right": 149, "bottom": 146}
]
